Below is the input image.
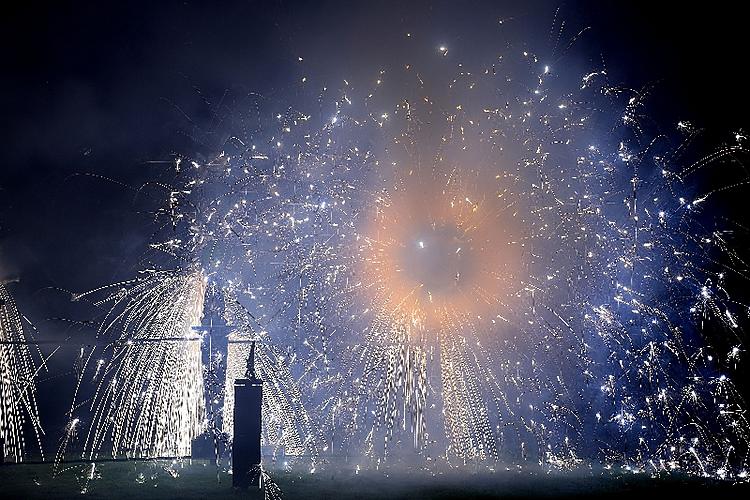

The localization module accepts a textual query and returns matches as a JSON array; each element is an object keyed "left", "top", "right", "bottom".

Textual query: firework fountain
[
  {"left": 0, "top": 282, "right": 43, "bottom": 461},
  {"left": 69, "top": 269, "right": 206, "bottom": 459}
]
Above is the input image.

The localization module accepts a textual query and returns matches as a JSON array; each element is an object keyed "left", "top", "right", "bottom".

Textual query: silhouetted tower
[{"left": 232, "top": 340, "right": 263, "bottom": 488}]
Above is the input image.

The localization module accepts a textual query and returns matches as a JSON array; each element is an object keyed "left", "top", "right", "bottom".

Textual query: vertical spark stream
[
  {"left": 75, "top": 269, "right": 206, "bottom": 458},
  {"left": 0, "top": 283, "right": 43, "bottom": 461}
]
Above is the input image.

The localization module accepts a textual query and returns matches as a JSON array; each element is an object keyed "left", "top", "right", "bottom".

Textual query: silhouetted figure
[{"left": 233, "top": 341, "right": 263, "bottom": 488}]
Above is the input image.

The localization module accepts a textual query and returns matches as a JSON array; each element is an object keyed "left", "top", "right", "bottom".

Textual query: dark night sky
[
  {"left": 1, "top": 0, "right": 749, "bottom": 446},
  {"left": 3, "top": 0, "right": 748, "bottom": 299}
]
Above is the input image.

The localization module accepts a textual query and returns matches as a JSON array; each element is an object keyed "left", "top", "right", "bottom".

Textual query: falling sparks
[
  {"left": 71, "top": 269, "right": 207, "bottom": 459},
  {"left": 0, "top": 283, "right": 43, "bottom": 461}
]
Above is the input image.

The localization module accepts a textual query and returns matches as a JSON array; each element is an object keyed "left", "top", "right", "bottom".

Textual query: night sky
[{"left": 2, "top": 0, "right": 749, "bottom": 452}]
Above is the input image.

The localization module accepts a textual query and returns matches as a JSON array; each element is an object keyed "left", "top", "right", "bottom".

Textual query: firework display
[
  {"left": 62, "top": 27, "right": 750, "bottom": 479},
  {"left": 0, "top": 283, "right": 43, "bottom": 461}
]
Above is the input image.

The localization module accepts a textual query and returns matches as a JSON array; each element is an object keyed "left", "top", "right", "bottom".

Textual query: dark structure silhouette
[{"left": 232, "top": 341, "right": 263, "bottom": 488}]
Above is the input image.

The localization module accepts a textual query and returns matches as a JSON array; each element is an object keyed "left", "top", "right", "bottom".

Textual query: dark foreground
[{"left": 2, "top": 460, "right": 750, "bottom": 499}]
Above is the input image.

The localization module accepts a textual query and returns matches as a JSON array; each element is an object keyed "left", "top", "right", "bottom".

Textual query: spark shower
[{"left": 3, "top": 10, "right": 750, "bottom": 483}]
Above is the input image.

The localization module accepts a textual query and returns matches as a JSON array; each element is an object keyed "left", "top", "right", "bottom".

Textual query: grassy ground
[{"left": 2, "top": 459, "right": 750, "bottom": 499}]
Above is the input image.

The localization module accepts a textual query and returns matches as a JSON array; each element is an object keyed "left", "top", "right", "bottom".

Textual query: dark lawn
[{"left": 2, "top": 460, "right": 750, "bottom": 499}]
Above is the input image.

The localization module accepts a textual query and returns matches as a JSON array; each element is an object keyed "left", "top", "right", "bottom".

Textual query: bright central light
[
  {"left": 401, "top": 225, "right": 474, "bottom": 297},
  {"left": 358, "top": 172, "right": 524, "bottom": 326}
]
